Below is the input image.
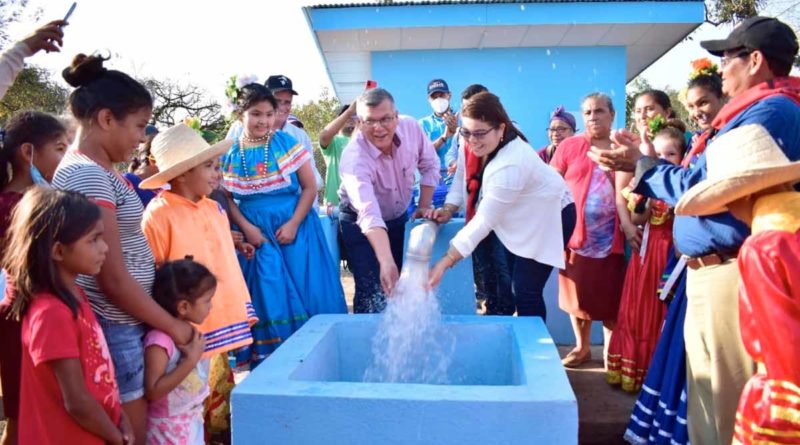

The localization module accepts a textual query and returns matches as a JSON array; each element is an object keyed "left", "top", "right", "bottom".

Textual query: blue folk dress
[
  {"left": 624, "top": 252, "right": 689, "bottom": 445},
  {"left": 222, "top": 131, "right": 346, "bottom": 366}
]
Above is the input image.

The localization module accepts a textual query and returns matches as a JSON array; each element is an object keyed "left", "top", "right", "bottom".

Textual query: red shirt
[{"left": 20, "top": 291, "right": 121, "bottom": 445}]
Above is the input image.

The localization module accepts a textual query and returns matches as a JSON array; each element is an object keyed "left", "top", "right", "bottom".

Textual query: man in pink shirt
[{"left": 338, "top": 88, "right": 441, "bottom": 313}]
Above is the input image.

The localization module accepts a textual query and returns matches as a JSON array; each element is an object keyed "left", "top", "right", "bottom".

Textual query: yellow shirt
[{"left": 142, "top": 191, "right": 256, "bottom": 356}]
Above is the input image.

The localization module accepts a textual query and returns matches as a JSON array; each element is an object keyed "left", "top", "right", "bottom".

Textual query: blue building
[
  {"left": 303, "top": 0, "right": 704, "bottom": 148},
  {"left": 304, "top": 0, "right": 705, "bottom": 344}
]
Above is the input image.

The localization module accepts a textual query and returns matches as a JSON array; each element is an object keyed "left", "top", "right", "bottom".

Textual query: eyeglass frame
[
  {"left": 546, "top": 126, "right": 573, "bottom": 134},
  {"left": 720, "top": 49, "right": 753, "bottom": 68},
  {"left": 359, "top": 114, "right": 397, "bottom": 128},
  {"left": 459, "top": 126, "right": 498, "bottom": 141}
]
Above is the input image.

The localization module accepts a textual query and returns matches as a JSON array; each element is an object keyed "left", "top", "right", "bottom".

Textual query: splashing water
[{"left": 364, "top": 222, "right": 455, "bottom": 384}]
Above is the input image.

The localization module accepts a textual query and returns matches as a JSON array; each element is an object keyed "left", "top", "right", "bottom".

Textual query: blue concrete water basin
[{"left": 232, "top": 314, "right": 578, "bottom": 444}]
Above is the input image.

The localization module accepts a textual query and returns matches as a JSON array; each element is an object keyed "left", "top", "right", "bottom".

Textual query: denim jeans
[
  {"left": 472, "top": 232, "right": 516, "bottom": 315},
  {"left": 511, "top": 254, "right": 554, "bottom": 321},
  {"left": 339, "top": 207, "right": 407, "bottom": 314},
  {"left": 96, "top": 315, "right": 146, "bottom": 402}
]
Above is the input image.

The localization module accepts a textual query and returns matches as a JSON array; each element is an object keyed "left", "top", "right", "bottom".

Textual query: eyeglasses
[
  {"left": 459, "top": 127, "right": 497, "bottom": 141},
  {"left": 547, "top": 127, "right": 572, "bottom": 134},
  {"left": 360, "top": 115, "right": 396, "bottom": 128},
  {"left": 720, "top": 50, "right": 752, "bottom": 68}
]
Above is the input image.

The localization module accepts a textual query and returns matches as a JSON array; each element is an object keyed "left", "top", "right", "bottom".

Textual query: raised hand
[{"left": 21, "top": 20, "right": 67, "bottom": 54}]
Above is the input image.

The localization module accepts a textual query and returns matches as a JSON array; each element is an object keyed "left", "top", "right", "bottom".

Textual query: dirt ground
[{"left": 0, "top": 272, "right": 636, "bottom": 444}]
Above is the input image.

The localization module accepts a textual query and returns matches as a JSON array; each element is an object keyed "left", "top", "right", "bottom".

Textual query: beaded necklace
[{"left": 238, "top": 131, "right": 274, "bottom": 188}]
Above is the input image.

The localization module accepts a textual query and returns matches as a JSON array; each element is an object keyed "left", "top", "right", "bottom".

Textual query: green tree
[
  {"left": 292, "top": 87, "right": 341, "bottom": 143},
  {"left": 0, "top": 65, "right": 67, "bottom": 124},
  {"left": 705, "top": 0, "right": 765, "bottom": 25}
]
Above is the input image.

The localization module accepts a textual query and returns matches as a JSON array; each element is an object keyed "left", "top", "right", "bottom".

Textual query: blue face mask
[{"left": 30, "top": 148, "right": 51, "bottom": 188}]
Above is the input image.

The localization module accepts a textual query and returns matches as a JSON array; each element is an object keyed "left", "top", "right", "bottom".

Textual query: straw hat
[
  {"left": 675, "top": 124, "right": 800, "bottom": 216},
  {"left": 139, "top": 124, "right": 232, "bottom": 190}
]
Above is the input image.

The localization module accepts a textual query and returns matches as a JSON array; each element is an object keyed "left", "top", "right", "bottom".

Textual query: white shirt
[
  {"left": 446, "top": 136, "right": 568, "bottom": 269},
  {"left": 0, "top": 42, "right": 32, "bottom": 98}
]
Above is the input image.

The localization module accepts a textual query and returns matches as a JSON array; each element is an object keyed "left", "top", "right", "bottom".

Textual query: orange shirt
[{"left": 142, "top": 191, "right": 256, "bottom": 356}]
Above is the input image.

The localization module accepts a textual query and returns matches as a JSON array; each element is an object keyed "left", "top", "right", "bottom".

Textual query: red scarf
[
  {"left": 681, "top": 76, "right": 800, "bottom": 167},
  {"left": 465, "top": 141, "right": 482, "bottom": 221}
]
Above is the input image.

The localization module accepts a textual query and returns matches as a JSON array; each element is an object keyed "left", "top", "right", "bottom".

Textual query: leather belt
[{"left": 686, "top": 251, "right": 738, "bottom": 270}]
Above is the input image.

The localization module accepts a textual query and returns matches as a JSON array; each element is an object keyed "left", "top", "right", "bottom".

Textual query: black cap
[
  {"left": 427, "top": 79, "right": 450, "bottom": 97},
  {"left": 265, "top": 75, "right": 298, "bottom": 95},
  {"left": 701, "top": 16, "right": 798, "bottom": 65}
]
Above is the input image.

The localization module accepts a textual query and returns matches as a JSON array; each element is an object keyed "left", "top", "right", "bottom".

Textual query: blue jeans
[
  {"left": 511, "top": 255, "right": 553, "bottom": 321},
  {"left": 472, "top": 232, "right": 515, "bottom": 315},
  {"left": 473, "top": 233, "right": 554, "bottom": 320},
  {"left": 96, "top": 316, "right": 146, "bottom": 402},
  {"left": 339, "top": 207, "right": 407, "bottom": 313},
  {"left": 508, "top": 202, "right": 576, "bottom": 321}
]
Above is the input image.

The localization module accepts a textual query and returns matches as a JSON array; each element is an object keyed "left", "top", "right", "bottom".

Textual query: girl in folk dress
[
  {"left": 607, "top": 119, "right": 686, "bottom": 392},
  {"left": 221, "top": 83, "right": 346, "bottom": 366}
]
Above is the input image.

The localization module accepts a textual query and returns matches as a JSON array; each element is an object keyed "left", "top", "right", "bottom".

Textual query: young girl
[
  {"left": 607, "top": 119, "right": 686, "bottom": 392},
  {"left": 144, "top": 259, "right": 215, "bottom": 445},
  {"left": 53, "top": 54, "right": 193, "bottom": 445},
  {"left": 2, "top": 188, "right": 130, "bottom": 445},
  {"left": 221, "top": 83, "right": 346, "bottom": 366},
  {"left": 0, "top": 110, "right": 67, "bottom": 445}
]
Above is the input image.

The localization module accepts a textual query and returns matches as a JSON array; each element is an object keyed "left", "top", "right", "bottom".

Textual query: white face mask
[{"left": 431, "top": 97, "right": 449, "bottom": 114}]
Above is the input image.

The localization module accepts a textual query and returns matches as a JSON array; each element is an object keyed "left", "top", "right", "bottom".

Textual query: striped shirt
[{"left": 53, "top": 150, "right": 155, "bottom": 325}]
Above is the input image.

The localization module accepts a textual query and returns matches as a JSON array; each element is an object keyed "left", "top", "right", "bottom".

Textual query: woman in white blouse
[{"left": 427, "top": 92, "right": 569, "bottom": 320}]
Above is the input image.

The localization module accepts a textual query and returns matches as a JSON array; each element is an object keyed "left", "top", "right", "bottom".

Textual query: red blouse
[{"left": 733, "top": 192, "right": 800, "bottom": 444}]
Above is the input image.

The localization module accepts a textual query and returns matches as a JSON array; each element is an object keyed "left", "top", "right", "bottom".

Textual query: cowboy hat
[
  {"left": 139, "top": 123, "right": 232, "bottom": 190},
  {"left": 675, "top": 124, "right": 800, "bottom": 216}
]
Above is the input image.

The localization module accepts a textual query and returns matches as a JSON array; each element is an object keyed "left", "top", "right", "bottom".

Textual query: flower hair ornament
[
  {"left": 647, "top": 114, "right": 668, "bottom": 137},
  {"left": 689, "top": 58, "right": 720, "bottom": 80},
  {"left": 223, "top": 74, "right": 259, "bottom": 117}
]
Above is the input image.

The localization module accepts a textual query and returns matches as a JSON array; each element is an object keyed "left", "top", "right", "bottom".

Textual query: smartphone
[
  {"left": 63, "top": 2, "right": 77, "bottom": 23},
  {"left": 364, "top": 80, "right": 377, "bottom": 91}
]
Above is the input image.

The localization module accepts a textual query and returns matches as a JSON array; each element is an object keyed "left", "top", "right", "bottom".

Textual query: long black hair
[{"left": 2, "top": 188, "right": 101, "bottom": 320}]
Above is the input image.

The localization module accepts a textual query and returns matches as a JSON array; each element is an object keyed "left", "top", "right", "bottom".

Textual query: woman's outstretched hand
[{"left": 428, "top": 259, "right": 450, "bottom": 289}]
